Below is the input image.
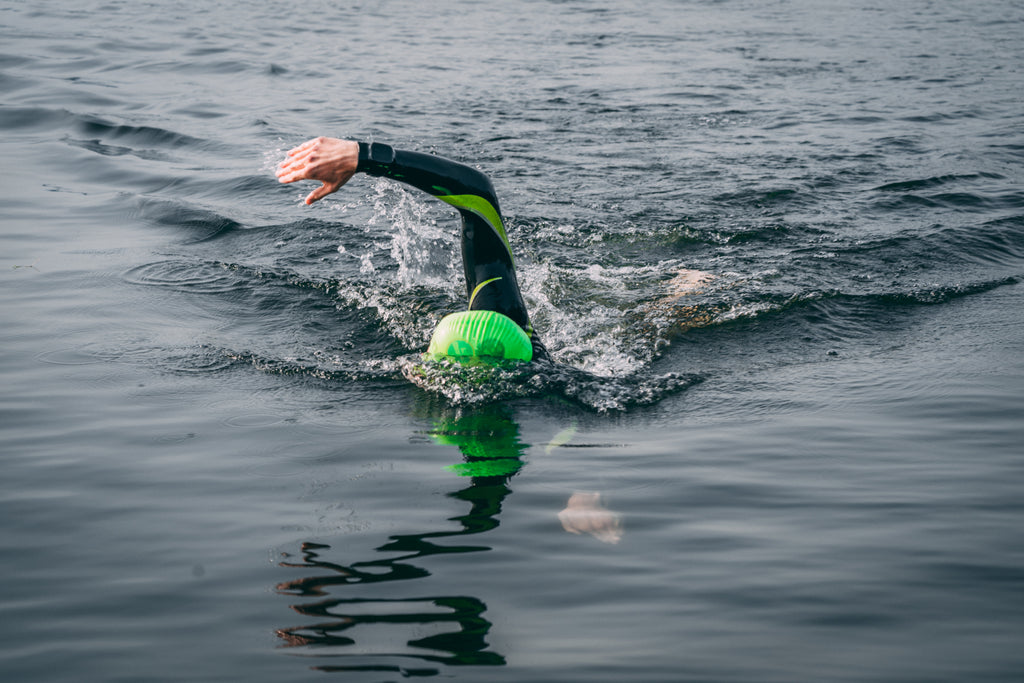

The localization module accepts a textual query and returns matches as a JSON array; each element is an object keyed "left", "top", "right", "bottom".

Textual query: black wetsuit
[{"left": 357, "top": 142, "right": 548, "bottom": 360}]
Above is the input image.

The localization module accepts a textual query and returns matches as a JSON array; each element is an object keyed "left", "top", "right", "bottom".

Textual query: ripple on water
[
  {"left": 123, "top": 260, "right": 248, "bottom": 295},
  {"left": 155, "top": 347, "right": 238, "bottom": 374},
  {"left": 35, "top": 345, "right": 117, "bottom": 366},
  {"left": 223, "top": 413, "right": 286, "bottom": 428}
]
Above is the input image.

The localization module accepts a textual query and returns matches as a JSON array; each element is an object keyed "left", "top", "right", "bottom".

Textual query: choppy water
[{"left": 2, "top": 1, "right": 1023, "bottom": 681}]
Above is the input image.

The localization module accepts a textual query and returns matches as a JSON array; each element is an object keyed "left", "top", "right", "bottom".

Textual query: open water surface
[{"left": 2, "top": 1, "right": 1023, "bottom": 681}]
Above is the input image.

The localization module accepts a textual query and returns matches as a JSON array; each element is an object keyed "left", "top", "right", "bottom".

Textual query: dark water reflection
[
  {"left": 277, "top": 546, "right": 504, "bottom": 673},
  {"left": 275, "top": 406, "right": 526, "bottom": 673}
]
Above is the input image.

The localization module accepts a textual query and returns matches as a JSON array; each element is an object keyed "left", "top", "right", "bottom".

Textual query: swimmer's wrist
[{"left": 357, "top": 141, "right": 397, "bottom": 174}]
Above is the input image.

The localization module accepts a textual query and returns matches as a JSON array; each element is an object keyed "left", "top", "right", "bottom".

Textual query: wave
[
  {"left": 127, "top": 197, "right": 243, "bottom": 241},
  {"left": 0, "top": 106, "right": 211, "bottom": 150},
  {"left": 871, "top": 191, "right": 1024, "bottom": 213},
  {"left": 63, "top": 135, "right": 171, "bottom": 161},
  {"left": 872, "top": 172, "right": 1008, "bottom": 193},
  {"left": 868, "top": 171, "right": 1024, "bottom": 216},
  {"left": 74, "top": 113, "right": 207, "bottom": 149},
  {"left": 0, "top": 105, "right": 80, "bottom": 131},
  {"left": 825, "top": 217, "right": 1024, "bottom": 272}
]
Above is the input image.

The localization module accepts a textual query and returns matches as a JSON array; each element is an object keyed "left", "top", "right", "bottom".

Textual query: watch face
[{"left": 369, "top": 142, "right": 395, "bottom": 164}]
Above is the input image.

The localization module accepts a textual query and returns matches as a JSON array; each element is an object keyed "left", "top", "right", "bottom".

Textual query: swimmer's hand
[
  {"left": 558, "top": 492, "right": 623, "bottom": 544},
  {"left": 276, "top": 137, "right": 359, "bottom": 205}
]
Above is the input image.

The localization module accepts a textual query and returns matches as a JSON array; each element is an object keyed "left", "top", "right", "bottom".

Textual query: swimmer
[
  {"left": 279, "top": 138, "right": 627, "bottom": 544},
  {"left": 276, "top": 137, "right": 548, "bottom": 363}
]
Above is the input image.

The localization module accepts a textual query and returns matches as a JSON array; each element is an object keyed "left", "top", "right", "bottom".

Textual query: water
[{"left": 2, "top": 0, "right": 1023, "bottom": 680}]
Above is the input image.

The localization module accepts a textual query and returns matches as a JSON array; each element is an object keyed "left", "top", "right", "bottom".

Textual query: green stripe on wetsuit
[{"left": 436, "top": 194, "right": 513, "bottom": 265}]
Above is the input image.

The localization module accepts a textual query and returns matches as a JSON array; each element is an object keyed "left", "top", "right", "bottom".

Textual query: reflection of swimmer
[
  {"left": 558, "top": 492, "right": 622, "bottom": 545},
  {"left": 424, "top": 404, "right": 622, "bottom": 544},
  {"left": 277, "top": 529, "right": 507, "bottom": 666},
  {"left": 277, "top": 137, "right": 548, "bottom": 363},
  {"left": 425, "top": 406, "right": 527, "bottom": 480}
]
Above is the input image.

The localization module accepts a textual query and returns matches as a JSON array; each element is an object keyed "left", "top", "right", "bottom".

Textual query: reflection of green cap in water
[
  {"left": 425, "top": 310, "right": 533, "bottom": 364},
  {"left": 428, "top": 409, "right": 526, "bottom": 478}
]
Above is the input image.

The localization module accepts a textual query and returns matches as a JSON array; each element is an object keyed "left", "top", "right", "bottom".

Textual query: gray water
[{"left": 2, "top": 1, "right": 1023, "bottom": 681}]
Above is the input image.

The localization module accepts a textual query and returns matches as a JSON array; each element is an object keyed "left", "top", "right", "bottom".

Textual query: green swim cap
[{"left": 425, "top": 310, "right": 533, "bottom": 363}]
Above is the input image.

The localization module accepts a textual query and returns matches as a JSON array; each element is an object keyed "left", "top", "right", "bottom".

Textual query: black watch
[{"left": 357, "top": 141, "right": 396, "bottom": 169}]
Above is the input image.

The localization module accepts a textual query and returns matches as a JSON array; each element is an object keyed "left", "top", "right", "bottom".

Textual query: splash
[
  {"left": 519, "top": 259, "right": 726, "bottom": 373},
  {"left": 366, "top": 179, "right": 460, "bottom": 290},
  {"left": 400, "top": 355, "right": 703, "bottom": 412}
]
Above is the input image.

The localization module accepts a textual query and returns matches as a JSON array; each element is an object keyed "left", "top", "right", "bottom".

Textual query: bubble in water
[{"left": 359, "top": 253, "right": 375, "bottom": 274}]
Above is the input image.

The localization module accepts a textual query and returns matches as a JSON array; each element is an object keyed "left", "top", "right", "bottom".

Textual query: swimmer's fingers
[
  {"left": 276, "top": 148, "right": 318, "bottom": 178},
  {"left": 283, "top": 144, "right": 316, "bottom": 167},
  {"left": 305, "top": 180, "right": 343, "bottom": 205},
  {"left": 284, "top": 137, "right": 320, "bottom": 157},
  {"left": 275, "top": 165, "right": 309, "bottom": 184},
  {"left": 276, "top": 138, "right": 325, "bottom": 181},
  {"left": 274, "top": 164, "right": 296, "bottom": 181}
]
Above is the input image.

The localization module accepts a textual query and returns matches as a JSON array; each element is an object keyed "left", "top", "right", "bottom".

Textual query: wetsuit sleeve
[
  {"left": 357, "top": 142, "right": 510, "bottom": 250},
  {"left": 357, "top": 142, "right": 547, "bottom": 360}
]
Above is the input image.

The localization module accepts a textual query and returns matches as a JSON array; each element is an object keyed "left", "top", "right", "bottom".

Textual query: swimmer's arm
[
  {"left": 277, "top": 137, "right": 512, "bottom": 261},
  {"left": 275, "top": 137, "right": 500, "bottom": 211},
  {"left": 354, "top": 142, "right": 501, "bottom": 211}
]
